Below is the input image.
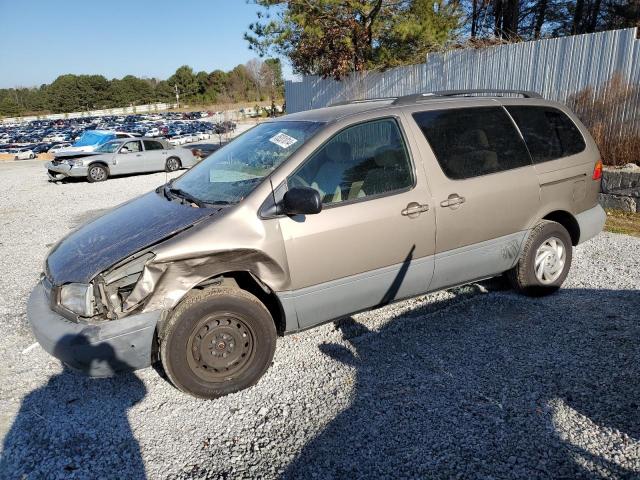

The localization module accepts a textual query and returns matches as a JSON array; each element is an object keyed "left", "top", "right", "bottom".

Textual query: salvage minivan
[{"left": 28, "top": 90, "right": 606, "bottom": 399}]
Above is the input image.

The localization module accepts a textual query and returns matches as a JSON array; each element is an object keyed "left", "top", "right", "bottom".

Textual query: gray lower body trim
[
  {"left": 277, "top": 231, "right": 529, "bottom": 332},
  {"left": 429, "top": 231, "right": 527, "bottom": 291},
  {"left": 278, "top": 255, "right": 434, "bottom": 331},
  {"left": 28, "top": 283, "right": 160, "bottom": 377},
  {"left": 575, "top": 204, "right": 606, "bottom": 244}
]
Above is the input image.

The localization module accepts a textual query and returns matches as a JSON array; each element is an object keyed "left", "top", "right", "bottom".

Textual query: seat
[
  {"left": 362, "top": 147, "right": 410, "bottom": 196},
  {"left": 310, "top": 141, "right": 353, "bottom": 203},
  {"left": 447, "top": 129, "right": 498, "bottom": 178}
]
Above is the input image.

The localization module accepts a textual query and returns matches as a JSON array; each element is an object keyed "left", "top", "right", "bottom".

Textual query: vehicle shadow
[
  {"left": 283, "top": 283, "right": 640, "bottom": 479},
  {"left": 52, "top": 169, "right": 184, "bottom": 184},
  {"left": 0, "top": 336, "right": 147, "bottom": 479}
]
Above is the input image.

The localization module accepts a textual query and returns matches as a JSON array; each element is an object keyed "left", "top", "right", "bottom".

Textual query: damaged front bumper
[
  {"left": 46, "top": 161, "right": 88, "bottom": 180},
  {"left": 27, "top": 282, "right": 161, "bottom": 376}
]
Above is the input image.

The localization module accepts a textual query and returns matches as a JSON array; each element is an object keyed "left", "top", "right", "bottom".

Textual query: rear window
[
  {"left": 412, "top": 107, "right": 531, "bottom": 180},
  {"left": 506, "top": 106, "right": 586, "bottom": 163}
]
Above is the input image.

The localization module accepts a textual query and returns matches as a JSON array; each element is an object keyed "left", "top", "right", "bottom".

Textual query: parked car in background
[
  {"left": 32, "top": 143, "right": 53, "bottom": 154},
  {"left": 46, "top": 137, "right": 197, "bottom": 182},
  {"left": 10, "top": 147, "right": 36, "bottom": 160},
  {"left": 168, "top": 135, "right": 185, "bottom": 146},
  {"left": 48, "top": 143, "right": 72, "bottom": 153}
]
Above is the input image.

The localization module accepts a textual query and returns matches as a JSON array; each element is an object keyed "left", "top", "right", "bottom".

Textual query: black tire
[
  {"left": 507, "top": 220, "right": 572, "bottom": 296},
  {"left": 160, "top": 287, "right": 277, "bottom": 399},
  {"left": 29, "top": 153, "right": 35, "bottom": 159},
  {"left": 87, "top": 164, "right": 108, "bottom": 182},
  {"left": 165, "top": 157, "right": 181, "bottom": 172}
]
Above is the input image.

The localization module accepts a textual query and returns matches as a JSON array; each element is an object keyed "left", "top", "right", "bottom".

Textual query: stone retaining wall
[{"left": 599, "top": 165, "right": 640, "bottom": 212}]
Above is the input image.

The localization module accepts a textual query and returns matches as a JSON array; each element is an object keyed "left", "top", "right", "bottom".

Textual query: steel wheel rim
[
  {"left": 186, "top": 313, "right": 256, "bottom": 382},
  {"left": 167, "top": 159, "right": 178, "bottom": 171},
  {"left": 534, "top": 236, "right": 566, "bottom": 284},
  {"left": 90, "top": 167, "right": 105, "bottom": 181}
]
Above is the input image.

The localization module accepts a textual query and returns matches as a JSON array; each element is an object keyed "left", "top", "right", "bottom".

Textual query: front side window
[
  {"left": 172, "top": 121, "right": 323, "bottom": 205},
  {"left": 412, "top": 107, "right": 531, "bottom": 180},
  {"left": 288, "top": 118, "right": 413, "bottom": 205},
  {"left": 120, "top": 141, "right": 141, "bottom": 153},
  {"left": 144, "top": 140, "right": 164, "bottom": 151},
  {"left": 506, "top": 106, "right": 586, "bottom": 163}
]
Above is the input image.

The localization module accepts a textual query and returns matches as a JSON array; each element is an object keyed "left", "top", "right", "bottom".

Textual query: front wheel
[
  {"left": 507, "top": 220, "right": 572, "bottom": 296},
  {"left": 160, "top": 287, "right": 277, "bottom": 399},
  {"left": 87, "top": 164, "right": 108, "bottom": 182}
]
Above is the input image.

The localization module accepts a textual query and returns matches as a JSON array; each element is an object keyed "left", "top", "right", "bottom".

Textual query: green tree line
[
  {"left": 0, "top": 58, "right": 284, "bottom": 117},
  {"left": 246, "top": 0, "right": 638, "bottom": 79}
]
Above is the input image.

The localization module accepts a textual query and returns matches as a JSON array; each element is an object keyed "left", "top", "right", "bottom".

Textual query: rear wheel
[
  {"left": 87, "top": 164, "right": 108, "bottom": 182},
  {"left": 160, "top": 287, "right": 276, "bottom": 399},
  {"left": 165, "top": 157, "right": 181, "bottom": 172},
  {"left": 507, "top": 220, "right": 572, "bottom": 296}
]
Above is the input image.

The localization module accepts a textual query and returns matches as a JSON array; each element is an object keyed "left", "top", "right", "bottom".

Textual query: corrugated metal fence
[{"left": 285, "top": 28, "right": 640, "bottom": 115}]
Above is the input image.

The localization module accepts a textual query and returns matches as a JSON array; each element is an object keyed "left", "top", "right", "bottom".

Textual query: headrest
[
  {"left": 374, "top": 147, "right": 402, "bottom": 167},
  {"left": 459, "top": 129, "right": 489, "bottom": 148}
]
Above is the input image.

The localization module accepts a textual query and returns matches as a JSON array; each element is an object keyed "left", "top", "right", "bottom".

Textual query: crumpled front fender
[{"left": 127, "top": 249, "right": 288, "bottom": 313}]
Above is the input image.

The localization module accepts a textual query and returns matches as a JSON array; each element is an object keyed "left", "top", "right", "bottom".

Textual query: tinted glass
[
  {"left": 412, "top": 107, "right": 531, "bottom": 180},
  {"left": 288, "top": 118, "right": 413, "bottom": 205},
  {"left": 507, "top": 106, "right": 586, "bottom": 163},
  {"left": 144, "top": 140, "right": 164, "bottom": 151}
]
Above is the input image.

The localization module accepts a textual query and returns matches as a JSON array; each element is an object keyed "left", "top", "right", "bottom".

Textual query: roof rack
[
  {"left": 392, "top": 89, "right": 542, "bottom": 105},
  {"left": 329, "top": 97, "right": 394, "bottom": 107}
]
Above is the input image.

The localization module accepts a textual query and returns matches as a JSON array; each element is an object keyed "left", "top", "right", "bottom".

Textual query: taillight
[{"left": 592, "top": 159, "right": 603, "bottom": 180}]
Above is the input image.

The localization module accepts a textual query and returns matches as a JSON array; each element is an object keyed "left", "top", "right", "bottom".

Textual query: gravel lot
[{"left": 0, "top": 159, "right": 638, "bottom": 479}]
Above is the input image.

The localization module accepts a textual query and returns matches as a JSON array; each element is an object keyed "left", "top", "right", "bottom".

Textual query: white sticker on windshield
[{"left": 269, "top": 132, "right": 298, "bottom": 149}]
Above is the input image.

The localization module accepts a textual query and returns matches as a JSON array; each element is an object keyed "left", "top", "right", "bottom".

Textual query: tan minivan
[{"left": 28, "top": 90, "right": 606, "bottom": 398}]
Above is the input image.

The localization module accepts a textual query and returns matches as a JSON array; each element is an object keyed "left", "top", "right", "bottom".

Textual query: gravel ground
[{"left": 0, "top": 159, "right": 638, "bottom": 480}]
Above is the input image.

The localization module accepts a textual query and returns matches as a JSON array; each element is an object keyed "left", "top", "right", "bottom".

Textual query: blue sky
[{"left": 0, "top": 0, "right": 291, "bottom": 88}]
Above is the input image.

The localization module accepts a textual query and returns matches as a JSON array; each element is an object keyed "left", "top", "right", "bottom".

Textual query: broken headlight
[
  {"left": 99, "top": 252, "right": 155, "bottom": 318},
  {"left": 59, "top": 283, "right": 95, "bottom": 317}
]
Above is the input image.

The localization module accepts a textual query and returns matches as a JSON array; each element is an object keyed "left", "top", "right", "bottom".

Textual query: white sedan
[
  {"left": 46, "top": 137, "right": 198, "bottom": 182},
  {"left": 10, "top": 148, "right": 36, "bottom": 160}
]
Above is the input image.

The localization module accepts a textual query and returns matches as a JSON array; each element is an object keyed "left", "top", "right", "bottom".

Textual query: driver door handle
[{"left": 401, "top": 202, "right": 429, "bottom": 217}]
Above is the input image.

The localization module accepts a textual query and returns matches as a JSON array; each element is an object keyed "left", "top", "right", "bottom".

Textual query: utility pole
[{"left": 174, "top": 84, "right": 180, "bottom": 108}]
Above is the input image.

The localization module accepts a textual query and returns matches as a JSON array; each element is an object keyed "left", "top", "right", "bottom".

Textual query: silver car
[{"left": 46, "top": 138, "right": 197, "bottom": 182}]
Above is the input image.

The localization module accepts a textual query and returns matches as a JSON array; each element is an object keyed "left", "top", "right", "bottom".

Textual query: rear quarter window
[
  {"left": 143, "top": 140, "right": 164, "bottom": 151},
  {"left": 506, "top": 106, "right": 586, "bottom": 163},
  {"left": 412, "top": 107, "right": 531, "bottom": 180}
]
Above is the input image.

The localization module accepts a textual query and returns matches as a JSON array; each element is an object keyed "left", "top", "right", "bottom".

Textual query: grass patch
[{"left": 604, "top": 209, "right": 640, "bottom": 237}]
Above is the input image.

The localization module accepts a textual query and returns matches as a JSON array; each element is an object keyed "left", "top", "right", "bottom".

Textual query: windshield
[
  {"left": 95, "top": 141, "right": 121, "bottom": 153},
  {"left": 171, "top": 121, "right": 323, "bottom": 204}
]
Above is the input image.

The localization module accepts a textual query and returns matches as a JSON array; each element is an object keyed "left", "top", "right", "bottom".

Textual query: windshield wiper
[{"left": 165, "top": 186, "right": 206, "bottom": 208}]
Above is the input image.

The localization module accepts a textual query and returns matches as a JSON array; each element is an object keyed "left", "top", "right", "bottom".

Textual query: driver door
[{"left": 278, "top": 117, "right": 436, "bottom": 330}]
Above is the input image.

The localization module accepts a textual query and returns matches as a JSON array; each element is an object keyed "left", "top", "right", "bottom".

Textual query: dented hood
[{"left": 46, "top": 191, "right": 216, "bottom": 285}]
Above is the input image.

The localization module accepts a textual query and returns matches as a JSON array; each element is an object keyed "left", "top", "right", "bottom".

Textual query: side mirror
[
  {"left": 282, "top": 187, "right": 322, "bottom": 215},
  {"left": 120, "top": 147, "right": 129, "bottom": 154}
]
